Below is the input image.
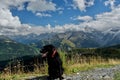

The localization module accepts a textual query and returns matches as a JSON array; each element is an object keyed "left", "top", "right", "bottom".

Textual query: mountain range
[{"left": 7, "top": 26, "right": 120, "bottom": 49}]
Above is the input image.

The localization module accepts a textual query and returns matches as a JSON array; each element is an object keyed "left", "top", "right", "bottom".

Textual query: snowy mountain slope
[{"left": 7, "top": 26, "right": 120, "bottom": 48}]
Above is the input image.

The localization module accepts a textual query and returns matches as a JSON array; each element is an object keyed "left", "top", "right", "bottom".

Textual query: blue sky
[
  {"left": 0, "top": 0, "right": 120, "bottom": 35},
  {"left": 11, "top": 0, "right": 111, "bottom": 26}
]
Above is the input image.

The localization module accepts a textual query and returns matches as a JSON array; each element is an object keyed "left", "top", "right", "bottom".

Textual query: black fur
[{"left": 40, "top": 45, "right": 64, "bottom": 80}]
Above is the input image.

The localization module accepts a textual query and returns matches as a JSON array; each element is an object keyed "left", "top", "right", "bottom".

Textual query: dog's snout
[{"left": 40, "top": 50, "right": 43, "bottom": 53}]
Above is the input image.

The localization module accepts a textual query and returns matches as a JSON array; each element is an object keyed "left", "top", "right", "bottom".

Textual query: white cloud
[
  {"left": 36, "top": 13, "right": 52, "bottom": 17},
  {"left": 0, "top": 0, "right": 33, "bottom": 10},
  {"left": 0, "top": 0, "right": 32, "bottom": 35},
  {"left": 1, "top": 4, "right": 120, "bottom": 35},
  {"left": 0, "top": 8, "right": 32, "bottom": 35},
  {"left": 73, "top": 0, "right": 86, "bottom": 11},
  {"left": 57, "top": 7, "right": 64, "bottom": 14},
  {"left": 0, "top": 0, "right": 58, "bottom": 35},
  {"left": 21, "top": 24, "right": 82, "bottom": 34},
  {"left": 0, "top": 8, "right": 21, "bottom": 27},
  {"left": 41, "top": 4, "right": 120, "bottom": 33},
  {"left": 73, "top": 0, "right": 94, "bottom": 11},
  {"left": 27, "top": 0, "right": 56, "bottom": 13},
  {"left": 104, "top": 0, "right": 116, "bottom": 9},
  {"left": 78, "top": 5, "right": 120, "bottom": 31},
  {"left": 74, "top": 16, "right": 93, "bottom": 22},
  {"left": 0, "top": 0, "right": 120, "bottom": 35}
]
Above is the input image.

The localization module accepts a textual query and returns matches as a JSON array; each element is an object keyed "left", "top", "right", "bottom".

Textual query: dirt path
[{"left": 23, "top": 65, "right": 120, "bottom": 80}]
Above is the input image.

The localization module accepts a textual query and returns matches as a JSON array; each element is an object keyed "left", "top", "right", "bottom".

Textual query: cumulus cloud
[
  {"left": 73, "top": 16, "right": 93, "bottom": 22},
  {"left": 41, "top": 4, "right": 120, "bottom": 33},
  {"left": 22, "top": 24, "right": 83, "bottom": 34},
  {"left": 104, "top": 0, "right": 116, "bottom": 9},
  {"left": 27, "top": 0, "right": 56, "bottom": 13},
  {"left": 36, "top": 13, "right": 52, "bottom": 17},
  {"left": 0, "top": 0, "right": 57, "bottom": 35},
  {"left": 73, "top": 0, "right": 94, "bottom": 11},
  {"left": 78, "top": 5, "right": 120, "bottom": 31},
  {"left": 0, "top": 8, "right": 21, "bottom": 27},
  {"left": 0, "top": 0, "right": 32, "bottom": 35},
  {"left": 0, "top": 0, "right": 32, "bottom": 10},
  {"left": 0, "top": 0, "right": 120, "bottom": 35},
  {"left": 0, "top": 8, "right": 31, "bottom": 35}
]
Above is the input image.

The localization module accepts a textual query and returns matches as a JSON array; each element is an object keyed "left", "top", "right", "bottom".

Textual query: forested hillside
[{"left": 0, "top": 35, "right": 40, "bottom": 71}]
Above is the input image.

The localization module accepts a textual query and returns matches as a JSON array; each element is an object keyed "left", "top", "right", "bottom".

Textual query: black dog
[{"left": 40, "top": 45, "right": 64, "bottom": 80}]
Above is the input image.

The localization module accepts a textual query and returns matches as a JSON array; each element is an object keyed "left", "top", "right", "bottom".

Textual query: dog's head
[{"left": 40, "top": 45, "right": 57, "bottom": 58}]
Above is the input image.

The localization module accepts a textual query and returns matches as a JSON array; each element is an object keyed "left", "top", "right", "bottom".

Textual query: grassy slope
[{"left": 0, "top": 36, "right": 39, "bottom": 61}]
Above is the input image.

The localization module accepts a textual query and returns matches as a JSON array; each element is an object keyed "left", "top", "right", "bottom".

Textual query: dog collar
[{"left": 52, "top": 49, "right": 57, "bottom": 58}]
